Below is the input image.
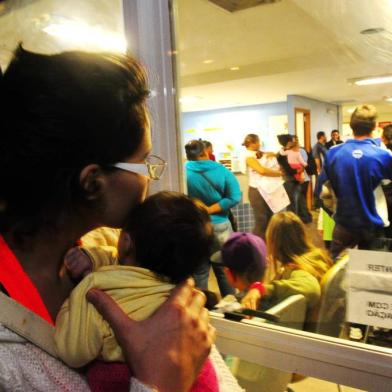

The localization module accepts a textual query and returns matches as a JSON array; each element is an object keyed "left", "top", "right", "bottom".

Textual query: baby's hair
[{"left": 124, "top": 191, "right": 214, "bottom": 283}]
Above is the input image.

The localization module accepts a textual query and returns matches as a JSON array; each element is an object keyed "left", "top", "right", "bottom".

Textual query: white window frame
[{"left": 123, "top": 1, "right": 392, "bottom": 390}]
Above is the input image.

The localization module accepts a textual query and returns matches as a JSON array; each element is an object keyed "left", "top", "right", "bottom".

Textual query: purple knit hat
[{"left": 221, "top": 232, "right": 267, "bottom": 272}]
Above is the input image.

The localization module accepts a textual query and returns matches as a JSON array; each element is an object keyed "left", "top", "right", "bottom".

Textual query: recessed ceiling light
[
  {"left": 348, "top": 75, "right": 392, "bottom": 86},
  {"left": 203, "top": 59, "right": 214, "bottom": 64},
  {"left": 360, "top": 27, "right": 385, "bottom": 35},
  {"left": 230, "top": 66, "right": 240, "bottom": 71}
]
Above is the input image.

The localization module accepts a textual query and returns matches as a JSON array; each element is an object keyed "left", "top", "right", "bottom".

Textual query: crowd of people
[{"left": 183, "top": 104, "right": 391, "bottom": 330}]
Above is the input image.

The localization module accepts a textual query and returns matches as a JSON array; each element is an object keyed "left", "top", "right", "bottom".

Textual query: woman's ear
[{"left": 79, "top": 164, "right": 105, "bottom": 200}]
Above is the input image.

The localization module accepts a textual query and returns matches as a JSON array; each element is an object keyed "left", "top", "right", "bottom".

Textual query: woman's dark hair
[
  {"left": 316, "top": 131, "right": 326, "bottom": 140},
  {"left": 185, "top": 139, "right": 205, "bottom": 161},
  {"left": 277, "top": 134, "right": 293, "bottom": 147},
  {"left": 203, "top": 140, "right": 212, "bottom": 149},
  {"left": 242, "top": 134, "right": 259, "bottom": 148},
  {"left": 0, "top": 45, "right": 149, "bottom": 239},
  {"left": 124, "top": 191, "right": 214, "bottom": 284},
  {"left": 382, "top": 124, "right": 392, "bottom": 151}
]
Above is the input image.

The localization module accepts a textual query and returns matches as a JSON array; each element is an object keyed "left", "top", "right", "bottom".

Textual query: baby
[
  {"left": 280, "top": 140, "right": 308, "bottom": 183},
  {"left": 55, "top": 191, "right": 217, "bottom": 392}
]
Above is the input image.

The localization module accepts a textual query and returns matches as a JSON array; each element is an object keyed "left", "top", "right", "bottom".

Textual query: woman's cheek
[{"left": 139, "top": 177, "right": 149, "bottom": 203}]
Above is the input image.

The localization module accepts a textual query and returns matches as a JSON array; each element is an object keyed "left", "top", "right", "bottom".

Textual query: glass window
[{"left": 171, "top": 0, "right": 392, "bottom": 378}]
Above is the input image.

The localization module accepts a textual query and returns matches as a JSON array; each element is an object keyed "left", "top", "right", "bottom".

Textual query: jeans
[
  {"left": 248, "top": 186, "right": 273, "bottom": 239},
  {"left": 193, "top": 220, "right": 235, "bottom": 297},
  {"left": 284, "top": 180, "right": 312, "bottom": 223},
  {"left": 331, "top": 223, "right": 388, "bottom": 260}
]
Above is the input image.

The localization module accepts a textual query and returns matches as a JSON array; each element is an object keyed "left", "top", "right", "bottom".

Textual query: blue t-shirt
[
  {"left": 317, "top": 138, "right": 392, "bottom": 229},
  {"left": 185, "top": 160, "right": 241, "bottom": 224}
]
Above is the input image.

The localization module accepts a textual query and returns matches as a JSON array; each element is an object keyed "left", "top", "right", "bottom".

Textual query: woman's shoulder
[{"left": 0, "top": 324, "right": 89, "bottom": 391}]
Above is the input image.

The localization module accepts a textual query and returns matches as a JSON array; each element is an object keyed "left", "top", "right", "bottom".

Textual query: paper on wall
[{"left": 347, "top": 249, "right": 392, "bottom": 329}]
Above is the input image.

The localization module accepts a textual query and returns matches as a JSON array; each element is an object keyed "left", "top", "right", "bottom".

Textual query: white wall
[{"left": 287, "top": 95, "right": 339, "bottom": 145}]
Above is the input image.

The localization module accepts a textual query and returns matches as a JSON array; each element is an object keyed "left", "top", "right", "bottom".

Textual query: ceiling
[
  {"left": 174, "top": 0, "right": 392, "bottom": 117},
  {"left": 1, "top": 0, "right": 392, "bottom": 121}
]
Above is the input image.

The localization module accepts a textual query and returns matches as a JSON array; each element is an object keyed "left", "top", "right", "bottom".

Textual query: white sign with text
[{"left": 347, "top": 249, "right": 392, "bottom": 328}]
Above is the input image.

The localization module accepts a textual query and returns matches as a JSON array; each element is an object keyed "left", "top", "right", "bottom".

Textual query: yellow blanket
[{"left": 55, "top": 265, "right": 174, "bottom": 368}]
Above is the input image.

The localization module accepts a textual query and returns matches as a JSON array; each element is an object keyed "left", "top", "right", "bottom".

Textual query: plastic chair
[
  {"left": 314, "top": 255, "right": 348, "bottom": 337},
  {"left": 227, "top": 294, "right": 307, "bottom": 392}
]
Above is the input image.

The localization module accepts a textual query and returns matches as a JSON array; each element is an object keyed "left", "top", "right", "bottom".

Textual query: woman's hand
[
  {"left": 241, "top": 288, "right": 262, "bottom": 310},
  {"left": 87, "top": 279, "right": 215, "bottom": 392}
]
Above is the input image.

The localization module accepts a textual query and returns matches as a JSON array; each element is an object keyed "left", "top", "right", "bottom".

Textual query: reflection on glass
[
  {"left": 0, "top": 0, "right": 125, "bottom": 70},
  {"left": 173, "top": 0, "right": 392, "bottom": 357}
]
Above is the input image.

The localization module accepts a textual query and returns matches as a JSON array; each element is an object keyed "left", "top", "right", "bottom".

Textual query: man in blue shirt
[
  {"left": 312, "top": 131, "right": 328, "bottom": 174},
  {"left": 317, "top": 105, "right": 392, "bottom": 259}
]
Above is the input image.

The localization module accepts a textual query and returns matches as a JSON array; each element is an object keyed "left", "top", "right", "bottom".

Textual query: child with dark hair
[{"left": 55, "top": 191, "right": 217, "bottom": 392}]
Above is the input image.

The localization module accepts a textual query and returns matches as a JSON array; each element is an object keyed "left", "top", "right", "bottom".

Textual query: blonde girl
[{"left": 241, "top": 211, "right": 332, "bottom": 310}]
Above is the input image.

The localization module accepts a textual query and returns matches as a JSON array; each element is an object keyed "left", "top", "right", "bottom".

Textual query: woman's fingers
[{"left": 87, "top": 282, "right": 214, "bottom": 392}]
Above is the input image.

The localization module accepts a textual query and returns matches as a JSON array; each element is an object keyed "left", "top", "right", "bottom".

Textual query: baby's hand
[{"left": 64, "top": 247, "right": 93, "bottom": 280}]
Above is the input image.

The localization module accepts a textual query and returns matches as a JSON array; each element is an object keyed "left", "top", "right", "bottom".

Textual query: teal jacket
[{"left": 185, "top": 160, "right": 241, "bottom": 224}]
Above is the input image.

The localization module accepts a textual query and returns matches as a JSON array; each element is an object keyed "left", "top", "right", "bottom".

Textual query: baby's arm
[{"left": 64, "top": 247, "right": 93, "bottom": 280}]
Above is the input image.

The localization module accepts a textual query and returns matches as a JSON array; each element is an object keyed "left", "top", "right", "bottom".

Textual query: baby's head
[
  {"left": 118, "top": 191, "right": 214, "bottom": 283},
  {"left": 221, "top": 232, "right": 267, "bottom": 291}
]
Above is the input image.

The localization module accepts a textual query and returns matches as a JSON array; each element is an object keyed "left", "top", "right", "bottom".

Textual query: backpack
[{"left": 305, "top": 150, "right": 318, "bottom": 176}]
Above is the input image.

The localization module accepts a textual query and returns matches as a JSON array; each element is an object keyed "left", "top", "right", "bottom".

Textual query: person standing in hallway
[
  {"left": 185, "top": 139, "right": 241, "bottom": 297},
  {"left": 316, "top": 105, "right": 392, "bottom": 259},
  {"left": 242, "top": 134, "right": 282, "bottom": 239},
  {"left": 312, "top": 131, "right": 328, "bottom": 174},
  {"left": 325, "top": 129, "right": 343, "bottom": 150},
  {"left": 292, "top": 135, "right": 313, "bottom": 224}
]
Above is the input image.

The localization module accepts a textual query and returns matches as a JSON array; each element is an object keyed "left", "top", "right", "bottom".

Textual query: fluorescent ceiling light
[
  {"left": 203, "top": 59, "right": 214, "bottom": 64},
  {"left": 347, "top": 108, "right": 355, "bottom": 113},
  {"left": 385, "top": 97, "right": 392, "bottom": 103},
  {"left": 43, "top": 20, "right": 127, "bottom": 53},
  {"left": 349, "top": 75, "right": 392, "bottom": 86},
  {"left": 230, "top": 66, "right": 240, "bottom": 71}
]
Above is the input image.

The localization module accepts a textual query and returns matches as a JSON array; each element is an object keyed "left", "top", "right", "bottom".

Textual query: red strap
[
  {"left": 249, "top": 281, "right": 266, "bottom": 296},
  {"left": 0, "top": 235, "right": 53, "bottom": 325}
]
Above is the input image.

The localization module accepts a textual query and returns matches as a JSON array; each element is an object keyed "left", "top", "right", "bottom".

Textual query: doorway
[{"left": 295, "top": 108, "right": 312, "bottom": 209}]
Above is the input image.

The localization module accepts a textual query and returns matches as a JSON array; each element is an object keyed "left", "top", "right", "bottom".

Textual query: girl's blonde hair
[{"left": 266, "top": 211, "right": 331, "bottom": 281}]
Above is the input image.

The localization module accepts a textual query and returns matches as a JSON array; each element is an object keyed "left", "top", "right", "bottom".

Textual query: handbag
[{"left": 199, "top": 172, "right": 238, "bottom": 231}]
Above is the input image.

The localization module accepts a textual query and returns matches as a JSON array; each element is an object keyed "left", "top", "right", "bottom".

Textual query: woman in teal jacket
[{"left": 185, "top": 140, "right": 242, "bottom": 296}]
